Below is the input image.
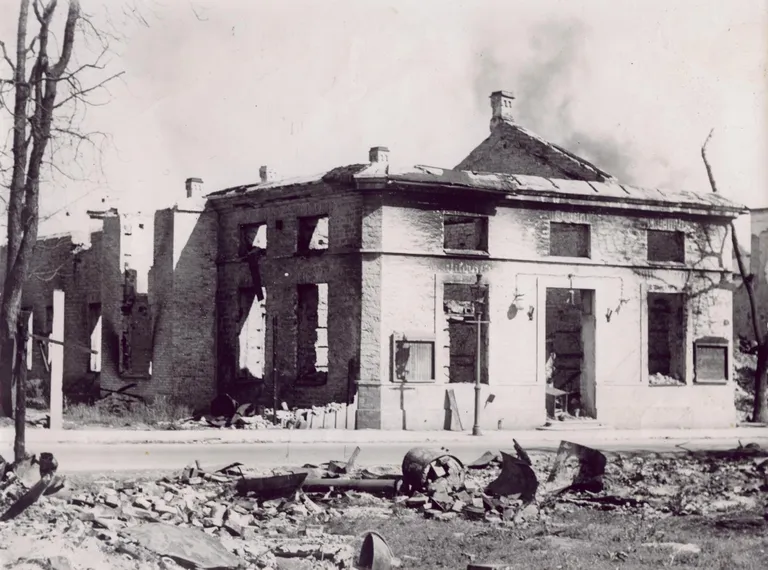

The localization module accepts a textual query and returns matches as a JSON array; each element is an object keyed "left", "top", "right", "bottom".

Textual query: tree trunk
[
  {"left": 13, "top": 311, "right": 29, "bottom": 462},
  {"left": 753, "top": 340, "right": 768, "bottom": 423}
]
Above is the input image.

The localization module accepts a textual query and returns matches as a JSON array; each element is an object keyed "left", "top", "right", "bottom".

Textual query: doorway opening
[
  {"left": 443, "top": 283, "right": 488, "bottom": 385},
  {"left": 545, "top": 288, "right": 596, "bottom": 421}
]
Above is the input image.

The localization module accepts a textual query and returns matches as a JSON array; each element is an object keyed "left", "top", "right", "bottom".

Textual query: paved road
[{"left": 3, "top": 436, "right": 766, "bottom": 474}]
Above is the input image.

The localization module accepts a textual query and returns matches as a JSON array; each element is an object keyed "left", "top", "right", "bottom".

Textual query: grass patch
[
  {"left": 63, "top": 395, "right": 192, "bottom": 429},
  {"left": 326, "top": 507, "right": 768, "bottom": 569}
]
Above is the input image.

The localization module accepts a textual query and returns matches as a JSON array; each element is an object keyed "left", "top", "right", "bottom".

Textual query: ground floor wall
[{"left": 362, "top": 254, "right": 737, "bottom": 430}]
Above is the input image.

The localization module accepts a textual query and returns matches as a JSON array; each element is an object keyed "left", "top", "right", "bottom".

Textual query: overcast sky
[{"left": 0, "top": 0, "right": 766, "bottom": 237}]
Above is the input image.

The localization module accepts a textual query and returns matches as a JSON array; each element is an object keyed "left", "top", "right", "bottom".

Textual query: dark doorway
[
  {"left": 443, "top": 283, "right": 488, "bottom": 385},
  {"left": 545, "top": 288, "right": 596, "bottom": 420}
]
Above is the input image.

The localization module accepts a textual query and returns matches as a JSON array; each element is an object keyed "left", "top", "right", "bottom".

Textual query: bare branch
[
  {"left": 53, "top": 70, "right": 124, "bottom": 108},
  {"left": 0, "top": 41, "right": 15, "bottom": 73}
]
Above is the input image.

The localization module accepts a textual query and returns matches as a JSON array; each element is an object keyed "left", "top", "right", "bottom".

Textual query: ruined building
[{"left": 0, "top": 91, "right": 747, "bottom": 429}]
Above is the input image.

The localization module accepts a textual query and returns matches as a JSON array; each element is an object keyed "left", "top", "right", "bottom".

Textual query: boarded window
[
  {"left": 296, "top": 283, "right": 329, "bottom": 385},
  {"left": 238, "top": 288, "right": 267, "bottom": 381},
  {"left": 694, "top": 338, "right": 728, "bottom": 383},
  {"left": 549, "top": 222, "right": 590, "bottom": 258},
  {"left": 240, "top": 223, "right": 267, "bottom": 257},
  {"left": 297, "top": 215, "right": 329, "bottom": 253},
  {"left": 647, "top": 229, "right": 685, "bottom": 263},
  {"left": 392, "top": 334, "right": 435, "bottom": 382},
  {"left": 647, "top": 292, "right": 686, "bottom": 385},
  {"left": 88, "top": 303, "right": 102, "bottom": 373},
  {"left": 444, "top": 214, "right": 488, "bottom": 251}
]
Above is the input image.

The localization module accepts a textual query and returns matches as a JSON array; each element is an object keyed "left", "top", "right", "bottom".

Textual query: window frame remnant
[
  {"left": 391, "top": 332, "right": 436, "bottom": 383},
  {"left": 239, "top": 222, "right": 268, "bottom": 258},
  {"left": 297, "top": 215, "right": 329, "bottom": 254},
  {"left": 647, "top": 229, "right": 685, "bottom": 263},
  {"left": 549, "top": 222, "right": 591, "bottom": 258},
  {"left": 443, "top": 212, "right": 489, "bottom": 253},
  {"left": 693, "top": 337, "right": 729, "bottom": 384},
  {"left": 296, "top": 283, "right": 329, "bottom": 386}
]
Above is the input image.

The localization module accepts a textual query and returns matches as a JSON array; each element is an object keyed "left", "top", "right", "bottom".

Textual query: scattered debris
[
  {"left": 484, "top": 451, "right": 538, "bottom": 504},
  {"left": 125, "top": 523, "right": 245, "bottom": 569},
  {"left": 0, "top": 440, "right": 765, "bottom": 569},
  {"left": 1, "top": 453, "right": 59, "bottom": 522},
  {"left": 358, "top": 531, "right": 398, "bottom": 570},
  {"left": 401, "top": 448, "right": 464, "bottom": 494}
]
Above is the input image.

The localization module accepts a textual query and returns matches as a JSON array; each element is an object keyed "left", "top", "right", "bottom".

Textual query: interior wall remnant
[
  {"left": 443, "top": 214, "right": 488, "bottom": 251},
  {"left": 297, "top": 215, "right": 329, "bottom": 252},
  {"left": 647, "top": 292, "right": 685, "bottom": 382},
  {"left": 549, "top": 222, "right": 590, "bottom": 258},
  {"left": 443, "top": 283, "right": 488, "bottom": 384},
  {"left": 238, "top": 287, "right": 267, "bottom": 381},
  {"left": 296, "top": 283, "right": 328, "bottom": 385}
]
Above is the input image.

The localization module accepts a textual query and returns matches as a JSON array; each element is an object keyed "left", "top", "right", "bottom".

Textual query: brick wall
[
  {"left": 0, "top": 228, "right": 105, "bottom": 400},
  {"left": 213, "top": 184, "right": 363, "bottom": 410},
  {"left": 148, "top": 206, "right": 218, "bottom": 409},
  {"left": 365, "top": 194, "right": 736, "bottom": 429}
]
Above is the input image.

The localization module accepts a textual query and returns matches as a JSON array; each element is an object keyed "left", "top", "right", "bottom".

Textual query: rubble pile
[
  {"left": 0, "top": 440, "right": 767, "bottom": 569},
  {"left": 0, "top": 458, "right": 360, "bottom": 569},
  {"left": 167, "top": 397, "right": 350, "bottom": 431}
]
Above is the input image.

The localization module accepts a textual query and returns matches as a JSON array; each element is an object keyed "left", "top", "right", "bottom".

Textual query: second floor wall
[{"left": 369, "top": 194, "right": 733, "bottom": 273}]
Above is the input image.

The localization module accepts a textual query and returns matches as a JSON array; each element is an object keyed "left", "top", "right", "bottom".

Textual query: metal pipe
[{"left": 473, "top": 310, "right": 483, "bottom": 436}]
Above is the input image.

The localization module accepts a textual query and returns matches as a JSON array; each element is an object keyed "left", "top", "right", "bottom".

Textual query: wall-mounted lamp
[{"left": 527, "top": 306, "right": 535, "bottom": 321}]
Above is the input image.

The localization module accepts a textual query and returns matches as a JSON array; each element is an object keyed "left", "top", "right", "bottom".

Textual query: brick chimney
[
  {"left": 489, "top": 91, "right": 515, "bottom": 130},
  {"left": 185, "top": 177, "right": 203, "bottom": 198},
  {"left": 259, "top": 166, "right": 277, "bottom": 183},
  {"left": 368, "top": 146, "right": 390, "bottom": 164}
]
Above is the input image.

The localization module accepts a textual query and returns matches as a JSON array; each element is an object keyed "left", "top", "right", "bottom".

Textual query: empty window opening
[
  {"left": 544, "top": 288, "right": 597, "bottom": 420},
  {"left": 297, "top": 215, "right": 329, "bottom": 252},
  {"left": 297, "top": 283, "right": 328, "bottom": 385},
  {"left": 88, "top": 303, "right": 102, "bottom": 373},
  {"left": 549, "top": 222, "right": 591, "bottom": 258},
  {"left": 238, "top": 287, "right": 267, "bottom": 381},
  {"left": 392, "top": 334, "right": 435, "bottom": 382},
  {"left": 240, "top": 223, "right": 267, "bottom": 257},
  {"left": 693, "top": 337, "right": 728, "bottom": 383},
  {"left": 444, "top": 283, "right": 488, "bottom": 384},
  {"left": 444, "top": 214, "right": 488, "bottom": 252},
  {"left": 647, "top": 292, "right": 686, "bottom": 385},
  {"left": 647, "top": 229, "right": 685, "bottom": 263}
]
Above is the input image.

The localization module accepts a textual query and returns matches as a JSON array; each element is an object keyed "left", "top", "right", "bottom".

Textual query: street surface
[{"left": 3, "top": 435, "right": 768, "bottom": 474}]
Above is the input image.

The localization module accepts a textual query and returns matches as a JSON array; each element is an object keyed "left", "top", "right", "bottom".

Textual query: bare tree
[
  {"left": 0, "top": 0, "right": 124, "bottom": 417},
  {"left": 702, "top": 129, "right": 768, "bottom": 422}
]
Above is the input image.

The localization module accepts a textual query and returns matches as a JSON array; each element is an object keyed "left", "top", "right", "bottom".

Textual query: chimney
[
  {"left": 259, "top": 165, "right": 277, "bottom": 183},
  {"left": 489, "top": 90, "right": 515, "bottom": 130},
  {"left": 368, "top": 146, "right": 390, "bottom": 164},
  {"left": 185, "top": 177, "right": 204, "bottom": 198}
]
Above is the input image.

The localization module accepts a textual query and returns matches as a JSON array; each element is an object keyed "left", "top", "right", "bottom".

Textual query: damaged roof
[
  {"left": 206, "top": 161, "right": 745, "bottom": 216},
  {"left": 455, "top": 120, "right": 616, "bottom": 183}
]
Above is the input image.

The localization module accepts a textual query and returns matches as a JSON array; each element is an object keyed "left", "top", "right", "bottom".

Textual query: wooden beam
[{"left": 49, "top": 291, "right": 64, "bottom": 431}]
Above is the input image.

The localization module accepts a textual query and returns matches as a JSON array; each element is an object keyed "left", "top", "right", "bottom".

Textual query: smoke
[{"left": 471, "top": 18, "right": 637, "bottom": 183}]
